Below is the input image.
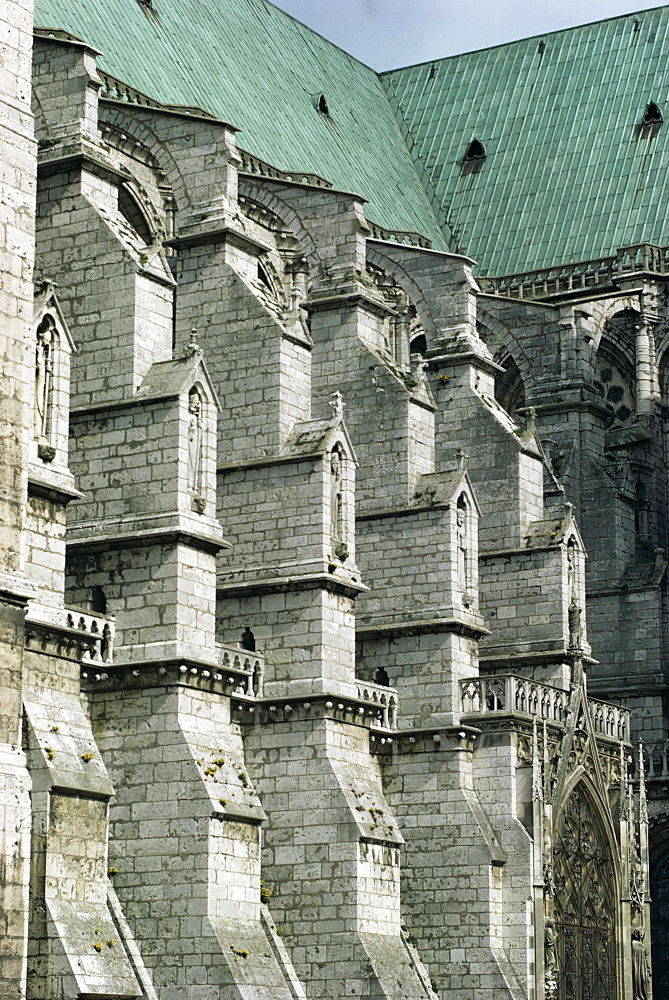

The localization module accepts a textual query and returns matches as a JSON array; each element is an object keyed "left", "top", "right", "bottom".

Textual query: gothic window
[
  {"left": 554, "top": 783, "right": 617, "bottom": 1000},
  {"left": 240, "top": 627, "right": 256, "bottom": 652},
  {"left": 593, "top": 343, "right": 635, "bottom": 430},
  {"left": 494, "top": 353, "right": 526, "bottom": 420},
  {"left": 90, "top": 586, "right": 107, "bottom": 614},
  {"left": 118, "top": 185, "right": 153, "bottom": 245},
  {"left": 651, "top": 847, "right": 669, "bottom": 997},
  {"left": 410, "top": 333, "right": 427, "bottom": 357}
]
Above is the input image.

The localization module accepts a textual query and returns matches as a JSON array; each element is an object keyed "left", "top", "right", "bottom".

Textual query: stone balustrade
[
  {"left": 459, "top": 674, "right": 630, "bottom": 740},
  {"left": 238, "top": 148, "right": 333, "bottom": 189},
  {"left": 367, "top": 221, "right": 432, "bottom": 249},
  {"left": 26, "top": 602, "right": 115, "bottom": 663},
  {"left": 99, "top": 69, "right": 218, "bottom": 119},
  {"left": 479, "top": 242, "right": 669, "bottom": 301},
  {"left": 589, "top": 697, "right": 630, "bottom": 741},
  {"left": 460, "top": 674, "right": 568, "bottom": 723},
  {"left": 217, "top": 642, "right": 264, "bottom": 695},
  {"left": 640, "top": 741, "right": 669, "bottom": 780},
  {"left": 355, "top": 679, "right": 398, "bottom": 729}
]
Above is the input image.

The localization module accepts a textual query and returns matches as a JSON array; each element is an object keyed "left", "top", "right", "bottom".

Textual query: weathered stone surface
[{"left": 1, "top": 7, "right": 666, "bottom": 1000}]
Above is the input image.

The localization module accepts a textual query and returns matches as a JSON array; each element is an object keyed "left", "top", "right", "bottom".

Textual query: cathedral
[{"left": 4, "top": 1, "right": 669, "bottom": 997}]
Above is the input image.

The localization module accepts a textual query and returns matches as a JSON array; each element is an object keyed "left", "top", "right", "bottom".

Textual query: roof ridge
[{"left": 380, "top": 2, "right": 669, "bottom": 75}]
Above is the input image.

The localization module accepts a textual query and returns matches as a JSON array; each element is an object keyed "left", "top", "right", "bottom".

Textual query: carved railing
[
  {"left": 98, "top": 69, "right": 219, "bottom": 120},
  {"left": 589, "top": 698, "right": 631, "bottom": 741},
  {"left": 217, "top": 643, "right": 264, "bottom": 696},
  {"left": 26, "top": 603, "right": 115, "bottom": 663},
  {"left": 479, "top": 243, "right": 669, "bottom": 301},
  {"left": 460, "top": 675, "right": 569, "bottom": 723},
  {"left": 238, "top": 148, "right": 333, "bottom": 189},
  {"left": 356, "top": 679, "right": 398, "bottom": 729},
  {"left": 459, "top": 674, "right": 630, "bottom": 739},
  {"left": 367, "top": 221, "right": 432, "bottom": 249},
  {"left": 640, "top": 741, "right": 669, "bottom": 780}
]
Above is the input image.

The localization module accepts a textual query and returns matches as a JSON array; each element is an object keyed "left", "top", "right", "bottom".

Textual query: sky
[{"left": 269, "top": 0, "right": 669, "bottom": 70}]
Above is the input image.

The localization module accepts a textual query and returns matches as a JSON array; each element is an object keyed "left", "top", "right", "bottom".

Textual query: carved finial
[
  {"left": 639, "top": 742, "right": 648, "bottom": 824},
  {"left": 456, "top": 448, "right": 468, "bottom": 474},
  {"left": 532, "top": 719, "right": 543, "bottom": 802},
  {"left": 563, "top": 502, "right": 574, "bottom": 529},
  {"left": 329, "top": 391, "right": 345, "bottom": 423},
  {"left": 184, "top": 328, "right": 200, "bottom": 357}
]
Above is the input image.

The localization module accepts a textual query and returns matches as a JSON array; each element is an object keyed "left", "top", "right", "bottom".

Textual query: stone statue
[
  {"left": 544, "top": 917, "right": 557, "bottom": 976},
  {"left": 543, "top": 917, "right": 558, "bottom": 998},
  {"left": 188, "top": 388, "right": 202, "bottom": 491},
  {"left": 330, "top": 449, "right": 342, "bottom": 540},
  {"left": 568, "top": 602, "right": 582, "bottom": 650},
  {"left": 35, "top": 319, "right": 54, "bottom": 441},
  {"left": 567, "top": 542, "right": 576, "bottom": 604},
  {"left": 632, "top": 928, "right": 651, "bottom": 1000},
  {"left": 456, "top": 507, "right": 468, "bottom": 590},
  {"left": 329, "top": 391, "right": 345, "bottom": 423}
]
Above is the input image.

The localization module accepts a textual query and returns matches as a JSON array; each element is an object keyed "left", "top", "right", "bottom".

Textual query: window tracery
[
  {"left": 593, "top": 347, "right": 635, "bottom": 429},
  {"left": 553, "top": 784, "right": 617, "bottom": 1000}
]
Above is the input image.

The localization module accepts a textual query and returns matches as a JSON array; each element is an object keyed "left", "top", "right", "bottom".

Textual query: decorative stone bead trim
[
  {"left": 80, "top": 655, "right": 257, "bottom": 696},
  {"left": 370, "top": 725, "right": 480, "bottom": 756},
  {"left": 230, "top": 687, "right": 398, "bottom": 731}
]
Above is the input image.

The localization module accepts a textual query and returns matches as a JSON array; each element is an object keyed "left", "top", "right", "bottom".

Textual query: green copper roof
[
  {"left": 34, "top": 0, "right": 447, "bottom": 247},
  {"left": 382, "top": 5, "right": 669, "bottom": 275}
]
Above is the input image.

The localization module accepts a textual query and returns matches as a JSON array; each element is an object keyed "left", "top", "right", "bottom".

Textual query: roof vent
[
  {"left": 136, "top": 0, "right": 159, "bottom": 20},
  {"left": 643, "top": 102, "right": 663, "bottom": 125},
  {"left": 638, "top": 102, "right": 663, "bottom": 139},
  {"left": 464, "top": 139, "right": 485, "bottom": 160},
  {"left": 462, "top": 139, "right": 485, "bottom": 175}
]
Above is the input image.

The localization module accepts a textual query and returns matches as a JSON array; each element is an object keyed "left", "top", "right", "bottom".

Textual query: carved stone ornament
[{"left": 544, "top": 916, "right": 558, "bottom": 999}]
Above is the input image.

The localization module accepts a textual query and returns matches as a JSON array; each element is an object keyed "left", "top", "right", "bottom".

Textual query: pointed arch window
[{"left": 554, "top": 783, "right": 617, "bottom": 1000}]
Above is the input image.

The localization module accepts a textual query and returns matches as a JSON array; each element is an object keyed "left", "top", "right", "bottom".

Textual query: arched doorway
[
  {"left": 651, "top": 848, "right": 669, "bottom": 996},
  {"left": 553, "top": 783, "right": 618, "bottom": 1000}
]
